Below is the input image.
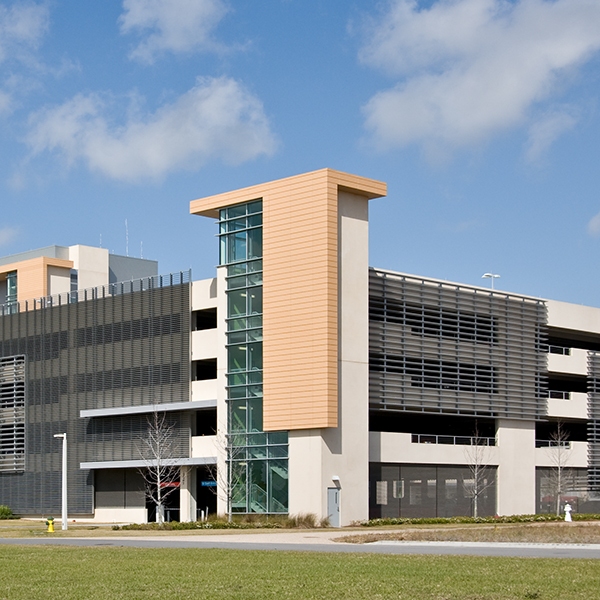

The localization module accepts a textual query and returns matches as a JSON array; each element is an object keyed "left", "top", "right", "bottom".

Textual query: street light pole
[
  {"left": 54, "top": 433, "right": 67, "bottom": 530},
  {"left": 481, "top": 272, "right": 500, "bottom": 290}
]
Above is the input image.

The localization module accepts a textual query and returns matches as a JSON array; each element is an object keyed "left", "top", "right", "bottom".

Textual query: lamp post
[
  {"left": 54, "top": 433, "right": 67, "bottom": 531},
  {"left": 481, "top": 272, "right": 500, "bottom": 290}
]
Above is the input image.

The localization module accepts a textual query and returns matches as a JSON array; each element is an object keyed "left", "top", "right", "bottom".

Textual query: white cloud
[
  {"left": 0, "top": 226, "right": 18, "bottom": 247},
  {"left": 26, "top": 77, "right": 277, "bottom": 182},
  {"left": 0, "top": 2, "right": 49, "bottom": 63},
  {"left": 0, "top": 2, "right": 49, "bottom": 114},
  {"left": 119, "top": 0, "right": 229, "bottom": 63},
  {"left": 525, "top": 109, "right": 577, "bottom": 162},
  {"left": 359, "top": 0, "right": 600, "bottom": 155},
  {"left": 588, "top": 212, "right": 600, "bottom": 237}
]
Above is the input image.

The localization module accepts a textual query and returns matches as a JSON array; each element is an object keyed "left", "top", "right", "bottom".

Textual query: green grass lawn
[{"left": 0, "top": 546, "right": 599, "bottom": 599}]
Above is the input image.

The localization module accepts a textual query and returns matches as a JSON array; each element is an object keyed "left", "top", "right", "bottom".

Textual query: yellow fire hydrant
[{"left": 45, "top": 517, "right": 54, "bottom": 533}]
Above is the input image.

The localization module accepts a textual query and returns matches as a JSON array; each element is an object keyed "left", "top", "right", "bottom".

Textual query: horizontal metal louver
[
  {"left": 0, "top": 273, "right": 190, "bottom": 515},
  {"left": 587, "top": 352, "right": 600, "bottom": 490},
  {"left": 0, "top": 354, "right": 25, "bottom": 472},
  {"left": 369, "top": 269, "right": 547, "bottom": 420}
]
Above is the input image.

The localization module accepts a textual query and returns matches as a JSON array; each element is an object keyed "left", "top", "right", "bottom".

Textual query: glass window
[
  {"left": 269, "top": 459, "right": 288, "bottom": 512},
  {"left": 229, "top": 401, "right": 247, "bottom": 432},
  {"left": 247, "top": 200, "right": 262, "bottom": 215},
  {"left": 227, "top": 204, "right": 246, "bottom": 219},
  {"left": 250, "top": 461, "right": 268, "bottom": 511},
  {"left": 248, "top": 213, "right": 262, "bottom": 227},
  {"left": 249, "top": 446, "right": 267, "bottom": 459},
  {"left": 268, "top": 431, "right": 288, "bottom": 445},
  {"left": 248, "top": 342, "right": 263, "bottom": 371},
  {"left": 228, "top": 317, "right": 247, "bottom": 331},
  {"left": 229, "top": 231, "right": 247, "bottom": 263},
  {"left": 248, "top": 398, "right": 263, "bottom": 432},
  {"left": 228, "top": 290, "right": 247, "bottom": 318},
  {"left": 6, "top": 271, "right": 17, "bottom": 303},
  {"left": 228, "top": 345, "right": 247, "bottom": 372},
  {"left": 227, "top": 331, "right": 246, "bottom": 345},
  {"left": 248, "top": 227, "right": 262, "bottom": 259},
  {"left": 249, "top": 288, "right": 262, "bottom": 315}
]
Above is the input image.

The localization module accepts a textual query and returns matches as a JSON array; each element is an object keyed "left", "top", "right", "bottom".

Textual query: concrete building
[{"left": 1, "top": 170, "right": 599, "bottom": 524}]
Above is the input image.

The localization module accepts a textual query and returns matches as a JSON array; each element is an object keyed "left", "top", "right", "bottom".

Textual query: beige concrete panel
[
  {"left": 496, "top": 419, "right": 536, "bottom": 515},
  {"left": 534, "top": 441, "right": 588, "bottom": 468},
  {"left": 68, "top": 245, "right": 109, "bottom": 290},
  {"left": 191, "top": 379, "right": 218, "bottom": 401},
  {"left": 47, "top": 266, "right": 71, "bottom": 296},
  {"left": 548, "top": 349, "right": 588, "bottom": 375},
  {"left": 370, "top": 431, "right": 500, "bottom": 465},
  {"left": 548, "top": 299, "right": 600, "bottom": 334},
  {"left": 191, "top": 329, "right": 218, "bottom": 360},
  {"left": 93, "top": 507, "right": 147, "bottom": 523},
  {"left": 547, "top": 392, "right": 588, "bottom": 420},
  {"left": 191, "top": 278, "right": 218, "bottom": 310},
  {"left": 288, "top": 430, "right": 325, "bottom": 517},
  {"left": 191, "top": 435, "right": 218, "bottom": 458},
  {"left": 179, "top": 465, "right": 197, "bottom": 522}
]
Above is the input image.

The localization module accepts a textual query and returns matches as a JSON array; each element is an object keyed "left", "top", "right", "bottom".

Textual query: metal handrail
[
  {"left": 548, "top": 390, "right": 571, "bottom": 400},
  {"left": 411, "top": 433, "right": 496, "bottom": 446},
  {"left": 535, "top": 439, "right": 572, "bottom": 448},
  {"left": 542, "top": 344, "right": 571, "bottom": 356}
]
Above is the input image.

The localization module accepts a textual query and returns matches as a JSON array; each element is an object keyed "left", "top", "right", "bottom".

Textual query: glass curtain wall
[
  {"left": 219, "top": 200, "right": 288, "bottom": 514},
  {"left": 370, "top": 463, "right": 497, "bottom": 518}
]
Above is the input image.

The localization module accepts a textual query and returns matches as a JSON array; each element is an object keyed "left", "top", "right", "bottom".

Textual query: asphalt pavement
[{"left": 2, "top": 529, "right": 600, "bottom": 558}]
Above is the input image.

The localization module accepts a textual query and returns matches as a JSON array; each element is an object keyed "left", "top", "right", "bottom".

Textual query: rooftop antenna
[
  {"left": 99, "top": 234, "right": 102, "bottom": 248},
  {"left": 125, "top": 219, "right": 129, "bottom": 257},
  {"left": 140, "top": 241, "right": 143, "bottom": 259}
]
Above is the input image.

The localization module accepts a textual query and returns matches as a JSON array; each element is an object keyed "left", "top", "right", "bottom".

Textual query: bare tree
[
  {"left": 207, "top": 425, "right": 246, "bottom": 522},
  {"left": 137, "top": 411, "right": 180, "bottom": 525},
  {"left": 546, "top": 420, "right": 572, "bottom": 516},
  {"left": 464, "top": 428, "right": 494, "bottom": 518}
]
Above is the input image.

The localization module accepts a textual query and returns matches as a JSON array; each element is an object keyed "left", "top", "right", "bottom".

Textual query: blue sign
[{"left": 201, "top": 480, "right": 217, "bottom": 487}]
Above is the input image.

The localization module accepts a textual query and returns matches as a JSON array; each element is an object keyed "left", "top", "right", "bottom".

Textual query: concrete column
[
  {"left": 496, "top": 419, "right": 536, "bottom": 515},
  {"left": 179, "top": 466, "right": 197, "bottom": 522},
  {"left": 215, "top": 266, "right": 229, "bottom": 517}
]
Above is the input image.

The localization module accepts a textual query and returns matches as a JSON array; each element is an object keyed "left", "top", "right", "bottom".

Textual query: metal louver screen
[
  {"left": 587, "top": 351, "right": 600, "bottom": 490},
  {"left": 0, "top": 354, "right": 25, "bottom": 472},
  {"left": 0, "top": 274, "right": 190, "bottom": 515},
  {"left": 369, "top": 269, "right": 547, "bottom": 420}
]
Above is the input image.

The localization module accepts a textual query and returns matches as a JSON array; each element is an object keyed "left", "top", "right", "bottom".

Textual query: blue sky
[{"left": 2, "top": 0, "right": 600, "bottom": 305}]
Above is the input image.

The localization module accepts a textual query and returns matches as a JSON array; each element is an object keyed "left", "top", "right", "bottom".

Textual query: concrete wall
[
  {"left": 496, "top": 419, "right": 536, "bottom": 515},
  {"left": 47, "top": 266, "right": 70, "bottom": 296},
  {"left": 108, "top": 254, "right": 158, "bottom": 284},
  {"left": 548, "top": 299, "right": 600, "bottom": 334},
  {"left": 69, "top": 245, "right": 109, "bottom": 291},
  {"left": 93, "top": 507, "right": 147, "bottom": 523},
  {"left": 535, "top": 441, "right": 588, "bottom": 468},
  {"left": 370, "top": 431, "right": 500, "bottom": 466},
  {"left": 547, "top": 392, "right": 588, "bottom": 420}
]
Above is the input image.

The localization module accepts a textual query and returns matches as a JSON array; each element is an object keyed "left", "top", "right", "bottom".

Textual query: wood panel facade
[{"left": 190, "top": 169, "right": 386, "bottom": 431}]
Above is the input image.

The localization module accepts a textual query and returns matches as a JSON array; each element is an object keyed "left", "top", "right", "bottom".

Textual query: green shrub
[
  {"left": 113, "top": 512, "right": 328, "bottom": 531},
  {"left": 0, "top": 505, "right": 14, "bottom": 519},
  {"left": 359, "top": 513, "right": 600, "bottom": 527}
]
